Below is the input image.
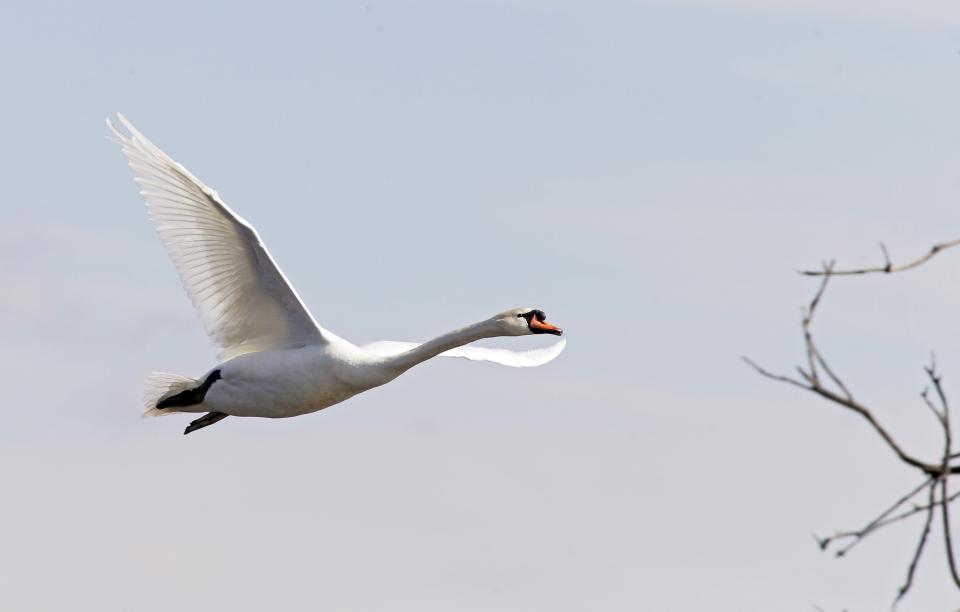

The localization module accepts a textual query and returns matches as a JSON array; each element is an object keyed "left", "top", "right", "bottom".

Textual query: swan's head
[{"left": 492, "top": 307, "right": 563, "bottom": 337}]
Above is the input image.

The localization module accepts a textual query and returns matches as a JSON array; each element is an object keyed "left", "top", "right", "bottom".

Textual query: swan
[{"left": 107, "top": 114, "right": 566, "bottom": 435}]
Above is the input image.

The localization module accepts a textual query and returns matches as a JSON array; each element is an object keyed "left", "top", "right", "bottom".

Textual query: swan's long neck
[{"left": 382, "top": 319, "right": 500, "bottom": 373}]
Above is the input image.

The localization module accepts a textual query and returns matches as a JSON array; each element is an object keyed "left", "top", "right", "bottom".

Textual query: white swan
[{"left": 108, "top": 114, "right": 566, "bottom": 434}]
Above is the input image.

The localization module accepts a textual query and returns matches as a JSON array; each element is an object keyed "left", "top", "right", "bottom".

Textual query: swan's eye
[{"left": 519, "top": 310, "right": 545, "bottom": 323}]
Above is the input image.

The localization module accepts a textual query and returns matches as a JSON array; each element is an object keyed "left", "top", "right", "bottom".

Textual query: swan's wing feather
[
  {"left": 108, "top": 114, "right": 328, "bottom": 360},
  {"left": 362, "top": 338, "right": 566, "bottom": 368}
]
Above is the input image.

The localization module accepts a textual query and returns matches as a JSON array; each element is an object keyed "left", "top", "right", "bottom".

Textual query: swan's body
[
  {"left": 108, "top": 114, "right": 565, "bottom": 434},
  {"left": 196, "top": 344, "right": 380, "bottom": 419}
]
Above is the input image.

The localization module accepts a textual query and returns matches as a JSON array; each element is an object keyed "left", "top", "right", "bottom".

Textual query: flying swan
[{"left": 108, "top": 114, "right": 566, "bottom": 434}]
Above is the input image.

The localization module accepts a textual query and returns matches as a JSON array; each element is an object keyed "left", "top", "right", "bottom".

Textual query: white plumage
[
  {"left": 109, "top": 114, "right": 565, "bottom": 434},
  {"left": 361, "top": 339, "right": 566, "bottom": 368},
  {"left": 109, "top": 115, "right": 328, "bottom": 361}
]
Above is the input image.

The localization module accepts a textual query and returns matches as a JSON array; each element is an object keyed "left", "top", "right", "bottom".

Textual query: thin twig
[
  {"left": 742, "top": 357, "right": 810, "bottom": 391},
  {"left": 844, "top": 486, "right": 960, "bottom": 534},
  {"left": 942, "top": 477, "right": 960, "bottom": 589},
  {"left": 921, "top": 388, "right": 945, "bottom": 425},
  {"left": 880, "top": 242, "right": 892, "bottom": 273},
  {"left": 816, "top": 478, "right": 933, "bottom": 555},
  {"left": 813, "top": 347, "right": 854, "bottom": 401},
  {"left": 800, "top": 263, "right": 853, "bottom": 400},
  {"left": 930, "top": 364, "right": 960, "bottom": 589},
  {"left": 802, "top": 263, "right": 834, "bottom": 383},
  {"left": 894, "top": 481, "right": 937, "bottom": 606},
  {"left": 800, "top": 239, "right": 960, "bottom": 276}
]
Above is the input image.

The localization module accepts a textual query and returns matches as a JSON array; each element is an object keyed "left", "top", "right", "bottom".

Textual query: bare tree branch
[
  {"left": 749, "top": 239, "right": 960, "bottom": 604},
  {"left": 803, "top": 262, "right": 834, "bottom": 383},
  {"left": 813, "top": 347, "right": 854, "bottom": 402},
  {"left": 921, "top": 388, "right": 945, "bottom": 425},
  {"left": 748, "top": 270, "right": 946, "bottom": 477},
  {"left": 928, "top": 362, "right": 960, "bottom": 589},
  {"left": 799, "top": 239, "right": 960, "bottom": 276},
  {"left": 815, "top": 478, "right": 933, "bottom": 555},
  {"left": 895, "top": 481, "right": 937, "bottom": 607},
  {"left": 843, "top": 483, "right": 960, "bottom": 533},
  {"left": 742, "top": 357, "right": 809, "bottom": 391}
]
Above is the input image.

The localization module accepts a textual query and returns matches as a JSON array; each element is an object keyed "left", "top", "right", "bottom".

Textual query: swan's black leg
[
  {"left": 157, "top": 370, "right": 222, "bottom": 410},
  {"left": 184, "top": 412, "right": 229, "bottom": 435}
]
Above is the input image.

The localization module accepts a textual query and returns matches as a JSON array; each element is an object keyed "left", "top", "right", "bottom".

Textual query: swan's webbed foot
[
  {"left": 184, "top": 412, "right": 229, "bottom": 435},
  {"left": 157, "top": 370, "right": 222, "bottom": 410}
]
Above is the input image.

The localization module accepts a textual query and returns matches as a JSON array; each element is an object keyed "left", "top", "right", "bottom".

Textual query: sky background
[{"left": 3, "top": 1, "right": 960, "bottom": 609}]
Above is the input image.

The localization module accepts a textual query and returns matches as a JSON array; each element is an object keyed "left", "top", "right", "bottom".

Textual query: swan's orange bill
[{"left": 531, "top": 318, "right": 563, "bottom": 336}]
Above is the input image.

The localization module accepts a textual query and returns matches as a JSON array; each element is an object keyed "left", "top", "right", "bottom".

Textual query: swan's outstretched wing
[
  {"left": 361, "top": 338, "right": 566, "bottom": 367},
  {"left": 108, "top": 114, "right": 329, "bottom": 360}
]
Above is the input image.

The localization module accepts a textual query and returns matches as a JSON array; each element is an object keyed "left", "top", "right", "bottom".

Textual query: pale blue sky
[{"left": 3, "top": 1, "right": 960, "bottom": 610}]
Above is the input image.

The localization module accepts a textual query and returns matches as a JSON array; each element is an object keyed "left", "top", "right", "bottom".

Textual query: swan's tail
[{"left": 143, "top": 372, "right": 198, "bottom": 417}]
